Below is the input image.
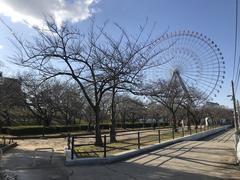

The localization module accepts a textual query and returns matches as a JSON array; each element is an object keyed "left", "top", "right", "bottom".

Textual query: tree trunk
[
  {"left": 193, "top": 114, "right": 198, "bottom": 130},
  {"left": 131, "top": 113, "right": 135, "bottom": 128},
  {"left": 172, "top": 112, "right": 177, "bottom": 132},
  {"left": 94, "top": 106, "right": 103, "bottom": 146},
  {"left": 88, "top": 119, "right": 92, "bottom": 132},
  {"left": 110, "top": 87, "right": 117, "bottom": 143},
  {"left": 186, "top": 110, "right": 191, "bottom": 131}
]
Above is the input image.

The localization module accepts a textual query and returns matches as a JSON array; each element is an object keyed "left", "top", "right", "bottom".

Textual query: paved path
[{"left": 1, "top": 128, "right": 240, "bottom": 180}]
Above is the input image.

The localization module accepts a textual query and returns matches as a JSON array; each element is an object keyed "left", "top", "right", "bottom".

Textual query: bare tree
[
  {"left": 180, "top": 87, "right": 207, "bottom": 130},
  {"left": 21, "top": 74, "right": 57, "bottom": 126},
  {"left": 11, "top": 19, "right": 169, "bottom": 145},
  {"left": 51, "top": 81, "right": 85, "bottom": 126},
  {"left": 116, "top": 95, "right": 146, "bottom": 128},
  {"left": 145, "top": 79, "right": 185, "bottom": 131},
  {"left": 200, "top": 105, "right": 233, "bottom": 125},
  {"left": 94, "top": 21, "right": 170, "bottom": 142}
]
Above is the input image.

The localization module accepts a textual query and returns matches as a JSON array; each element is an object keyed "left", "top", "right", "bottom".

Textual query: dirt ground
[
  {"left": 12, "top": 128, "right": 173, "bottom": 153},
  {"left": 1, "top": 128, "right": 240, "bottom": 180},
  {"left": 13, "top": 138, "right": 68, "bottom": 153}
]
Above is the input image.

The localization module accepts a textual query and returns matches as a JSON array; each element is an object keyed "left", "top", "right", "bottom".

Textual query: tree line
[{"left": 0, "top": 19, "right": 233, "bottom": 146}]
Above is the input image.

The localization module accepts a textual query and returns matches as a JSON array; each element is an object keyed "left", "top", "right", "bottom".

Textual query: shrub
[{"left": 2, "top": 122, "right": 169, "bottom": 136}]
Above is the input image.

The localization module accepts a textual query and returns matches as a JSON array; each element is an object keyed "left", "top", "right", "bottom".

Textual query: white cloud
[
  {"left": 0, "top": 45, "right": 3, "bottom": 49},
  {"left": 0, "top": 0, "right": 97, "bottom": 27}
]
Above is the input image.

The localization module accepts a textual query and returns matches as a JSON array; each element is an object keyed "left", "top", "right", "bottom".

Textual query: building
[
  {"left": 0, "top": 72, "right": 22, "bottom": 107},
  {"left": 205, "top": 101, "right": 220, "bottom": 108}
]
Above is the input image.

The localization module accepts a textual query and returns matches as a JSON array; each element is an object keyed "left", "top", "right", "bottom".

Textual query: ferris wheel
[{"left": 143, "top": 30, "right": 225, "bottom": 100}]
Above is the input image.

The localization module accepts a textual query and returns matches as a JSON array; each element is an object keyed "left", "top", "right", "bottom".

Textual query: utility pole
[
  {"left": 231, "top": 80, "right": 239, "bottom": 131},
  {"left": 237, "top": 100, "right": 240, "bottom": 128}
]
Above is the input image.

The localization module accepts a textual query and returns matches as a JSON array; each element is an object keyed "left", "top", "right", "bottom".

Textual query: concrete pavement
[{"left": 1, "top": 129, "right": 240, "bottom": 180}]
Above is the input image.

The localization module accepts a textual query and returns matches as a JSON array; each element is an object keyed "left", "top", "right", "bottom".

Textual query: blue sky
[{"left": 0, "top": 0, "right": 237, "bottom": 107}]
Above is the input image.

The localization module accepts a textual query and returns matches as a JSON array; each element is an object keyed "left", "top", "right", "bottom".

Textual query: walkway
[{"left": 1, "top": 129, "right": 239, "bottom": 180}]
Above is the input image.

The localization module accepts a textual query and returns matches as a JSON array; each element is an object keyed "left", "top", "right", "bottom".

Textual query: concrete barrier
[
  {"left": 235, "top": 133, "right": 240, "bottom": 164},
  {"left": 65, "top": 125, "right": 231, "bottom": 166}
]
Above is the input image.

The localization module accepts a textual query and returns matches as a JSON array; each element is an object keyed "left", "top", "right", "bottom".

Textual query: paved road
[{"left": 1, "top": 128, "right": 240, "bottom": 180}]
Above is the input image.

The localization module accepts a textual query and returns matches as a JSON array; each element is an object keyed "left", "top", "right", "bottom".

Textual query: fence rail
[
  {"left": 69, "top": 124, "right": 218, "bottom": 159},
  {"left": 0, "top": 136, "right": 14, "bottom": 146}
]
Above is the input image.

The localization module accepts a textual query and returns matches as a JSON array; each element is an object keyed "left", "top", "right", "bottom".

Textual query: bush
[
  {"left": 2, "top": 122, "right": 169, "bottom": 136},
  {"left": 4, "top": 125, "right": 88, "bottom": 136}
]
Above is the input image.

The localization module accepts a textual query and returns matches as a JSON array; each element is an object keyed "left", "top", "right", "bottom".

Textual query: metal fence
[
  {"left": 0, "top": 136, "right": 14, "bottom": 147},
  {"left": 68, "top": 124, "right": 217, "bottom": 159}
]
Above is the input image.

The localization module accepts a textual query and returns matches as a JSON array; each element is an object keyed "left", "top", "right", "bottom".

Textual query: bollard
[
  {"left": 190, "top": 127, "right": 192, "bottom": 135},
  {"left": 158, "top": 130, "right": 161, "bottom": 143},
  {"left": 137, "top": 132, "right": 140, "bottom": 149},
  {"left": 104, "top": 135, "right": 107, "bottom": 158},
  {"left": 182, "top": 127, "right": 184, "bottom": 137}
]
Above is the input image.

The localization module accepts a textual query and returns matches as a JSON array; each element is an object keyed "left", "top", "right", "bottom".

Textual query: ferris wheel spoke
[
  {"left": 142, "top": 30, "right": 225, "bottom": 99},
  {"left": 181, "top": 73, "right": 220, "bottom": 87}
]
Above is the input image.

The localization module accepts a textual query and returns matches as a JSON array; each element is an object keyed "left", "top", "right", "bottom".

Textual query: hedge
[{"left": 1, "top": 122, "right": 169, "bottom": 136}]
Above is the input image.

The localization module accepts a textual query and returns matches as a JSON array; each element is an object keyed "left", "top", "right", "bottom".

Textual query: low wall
[
  {"left": 235, "top": 133, "right": 240, "bottom": 164},
  {"left": 65, "top": 125, "right": 231, "bottom": 166}
]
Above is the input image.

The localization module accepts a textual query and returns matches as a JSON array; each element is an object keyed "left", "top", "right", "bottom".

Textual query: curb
[{"left": 65, "top": 125, "right": 230, "bottom": 166}]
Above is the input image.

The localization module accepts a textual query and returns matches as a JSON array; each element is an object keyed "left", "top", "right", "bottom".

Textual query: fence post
[
  {"left": 104, "top": 135, "right": 107, "bottom": 158},
  {"left": 158, "top": 129, "right": 161, "bottom": 143},
  {"left": 182, "top": 126, "right": 184, "bottom": 137},
  {"left": 137, "top": 132, "right": 140, "bottom": 149},
  {"left": 67, "top": 134, "right": 71, "bottom": 150},
  {"left": 172, "top": 128, "right": 175, "bottom": 139},
  {"left": 71, "top": 136, "right": 74, "bottom": 160}
]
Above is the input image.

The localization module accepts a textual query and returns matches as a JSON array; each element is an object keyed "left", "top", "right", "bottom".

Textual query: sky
[{"left": 0, "top": 0, "right": 237, "bottom": 107}]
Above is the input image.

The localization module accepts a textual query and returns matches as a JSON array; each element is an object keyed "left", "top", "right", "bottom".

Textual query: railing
[
  {"left": 69, "top": 124, "right": 218, "bottom": 160},
  {"left": 33, "top": 148, "right": 54, "bottom": 166},
  {"left": 0, "top": 136, "right": 14, "bottom": 146}
]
